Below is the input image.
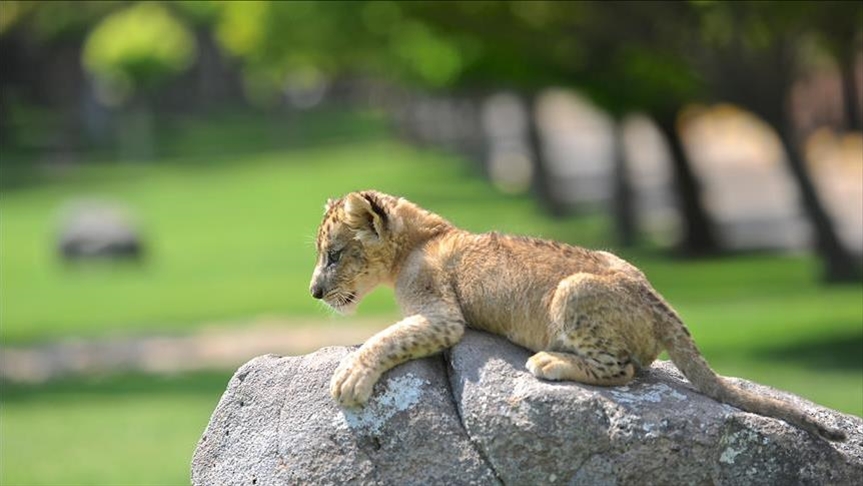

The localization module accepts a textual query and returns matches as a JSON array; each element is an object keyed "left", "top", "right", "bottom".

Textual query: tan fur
[{"left": 310, "top": 190, "right": 845, "bottom": 441}]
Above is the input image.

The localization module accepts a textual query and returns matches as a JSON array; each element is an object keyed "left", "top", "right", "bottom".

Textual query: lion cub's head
[{"left": 309, "top": 191, "right": 398, "bottom": 314}]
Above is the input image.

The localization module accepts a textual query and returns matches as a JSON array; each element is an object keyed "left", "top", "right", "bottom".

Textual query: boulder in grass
[
  {"left": 57, "top": 200, "right": 144, "bottom": 262},
  {"left": 192, "top": 330, "right": 863, "bottom": 485},
  {"left": 191, "top": 346, "right": 498, "bottom": 485}
]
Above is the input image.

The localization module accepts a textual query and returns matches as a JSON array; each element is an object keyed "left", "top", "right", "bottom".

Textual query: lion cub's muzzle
[
  {"left": 310, "top": 283, "right": 325, "bottom": 300},
  {"left": 309, "top": 266, "right": 327, "bottom": 299}
]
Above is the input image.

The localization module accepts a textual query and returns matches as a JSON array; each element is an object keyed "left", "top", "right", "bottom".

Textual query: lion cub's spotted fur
[{"left": 309, "top": 190, "right": 844, "bottom": 441}]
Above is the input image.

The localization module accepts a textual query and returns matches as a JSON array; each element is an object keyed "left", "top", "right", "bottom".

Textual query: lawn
[
  {"left": 0, "top": 110, "right": 609, "bottom": 344},
  {"left": 1, "top": 373, "right": 229, "bottom": 486},
  {"left": 1, "top": 109, "right": 861, "bottom": 485}
]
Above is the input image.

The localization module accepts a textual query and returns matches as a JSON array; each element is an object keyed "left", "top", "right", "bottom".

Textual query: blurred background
[{"left": 0, "top": 1, "right": 861, "bottom": 484}]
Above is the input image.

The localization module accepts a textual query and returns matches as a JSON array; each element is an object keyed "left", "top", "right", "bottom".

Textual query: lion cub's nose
[{"left": 310, "top": 284, "right": 325, "bottom": 300}]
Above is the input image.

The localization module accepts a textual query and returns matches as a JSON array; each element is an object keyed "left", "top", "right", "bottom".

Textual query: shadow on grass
[
  {"left": 753, "top": 330, "right": 863, "bottom": 372},
  {"left": 1, "top": 371, "right": 233, "bottom": 404}
]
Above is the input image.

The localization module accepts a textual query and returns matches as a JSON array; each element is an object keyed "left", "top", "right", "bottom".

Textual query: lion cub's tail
[{"left": 645, "top": 289, "right": 846, "bottom": 442}]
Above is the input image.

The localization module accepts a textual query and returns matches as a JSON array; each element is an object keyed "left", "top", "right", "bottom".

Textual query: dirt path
[{"left": 0, "top": 316, "right": 389, "bottom": 383}]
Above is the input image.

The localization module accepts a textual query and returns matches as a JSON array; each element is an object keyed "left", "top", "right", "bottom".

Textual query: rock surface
[
  {"left": 57, "top": 201, "right": 144, "bottom": 261},
  {"left": 192, "top": 331, "right": 863, "bottom": 485},
  {"left": 191, "top": 345, "right": 497, "bottom": 486}
]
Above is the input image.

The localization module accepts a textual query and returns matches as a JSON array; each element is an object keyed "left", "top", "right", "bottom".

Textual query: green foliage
[
  {"left": 213, "top": 2, "right": 366, "bottom": 92},
  {"left": 213, "top": 1, "right": 271, "bottom": 61},
  {"left": 7, "top": 1, "right": 861, "bottom": 113},
  {"left": 390, "top": 20, "right": 465, "bottom": 88},
  {"left": 82, "top": 2, "right": 197, "bottom": 101},
  {"left": 0, "top": 0, "right": 118, "bottom": 40},
  {"left": 209, "top": 1, "right": 471, "bottom": 94}
]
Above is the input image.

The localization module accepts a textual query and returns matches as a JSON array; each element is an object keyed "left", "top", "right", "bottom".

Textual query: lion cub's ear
[
  {"left": 323, "top": 198, "right": 336, "bottom": 213},
  {"left": 344, "top": 192, "right": 388, "bottom": 242}
]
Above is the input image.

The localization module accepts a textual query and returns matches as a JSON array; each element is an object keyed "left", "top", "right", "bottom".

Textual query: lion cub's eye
[{"left": 327, "top": 249, "right": 342, "bottom": 266}]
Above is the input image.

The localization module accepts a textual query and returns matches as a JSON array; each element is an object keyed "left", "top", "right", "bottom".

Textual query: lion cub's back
[
  {"left": 452, "top": 231, "right": 614, "bottom": 286},
  {"left": 441, "top": 232, "right": 615, "bottom": 348}
]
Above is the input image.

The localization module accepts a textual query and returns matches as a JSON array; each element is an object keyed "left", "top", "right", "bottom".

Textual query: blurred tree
[
  {"left": 209, "top": 1, "right": 383, "bottom": 106},
  {"left": 689, "top": 0, "right": 862, "bottom": 282},
  {"left": 807, "top": 0, "right": 863, "bottom": 131},
  {"left": 82, "top": 2, "right": 197, "bottom": 105},
  {"left": 0, "top": 0, "right": 119, "bottom": 41},
  {"left": 400, "top": 1, "right": 720, "bottom": 251},
  {"left": 0, "top": 1, "right": 120, "bottom": 147},
  {"left": 405, "top": 0, "right": 861, "bottom": 279},
  {"left": 80, "top": 2, "right": 197, "bottom": 159},
  {"left": 171, "top": 1, "right": 244, "bottom": 110},
  {"left": 3, "top": 1, "right": 858, "bottom": 278},
  {"left": 574, "top": 1, "right": 720, "bottom": 255}
]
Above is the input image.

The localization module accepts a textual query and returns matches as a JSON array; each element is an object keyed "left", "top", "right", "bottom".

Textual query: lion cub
[{"left": 309, "top": 190, "right": 844, "bottom": 441}]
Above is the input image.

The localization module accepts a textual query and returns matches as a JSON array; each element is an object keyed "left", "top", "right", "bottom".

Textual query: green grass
[
  {"left": 666, "top": 276, "right": 861, "bottom": 415},
  {"left": 1, "top": 109, "right": 861, "bottom": 485},
  {"left": 1, "top": 372, "right": 230, "bottom": 485},
  {"left": 0, "top": 119, "right": 608, "bottom": 344},
  {"left": 631, "top": 254, "right": 863, "bottom": 416}
]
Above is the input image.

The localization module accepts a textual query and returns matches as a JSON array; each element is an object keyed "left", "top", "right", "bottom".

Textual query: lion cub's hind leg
[
  {"left": 526, "top": 272, "right": 652, "bottom": 386},
  {"left": 526, "top": 349, "right": 634, "bottom": 385}
]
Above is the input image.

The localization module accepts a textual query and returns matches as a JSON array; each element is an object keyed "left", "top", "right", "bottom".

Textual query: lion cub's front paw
[{"left": 330, "top": 353, "right": 380, "bottom": 407}]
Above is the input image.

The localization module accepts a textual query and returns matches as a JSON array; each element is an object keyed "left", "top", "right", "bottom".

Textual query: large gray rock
[
  {"left": 450, "top": 331, "right": 862, "bottom": 485},
  {"left": 192, "top": 331, "right": 863, "bottom": 485},
  {"left": 191, "top": 345, "right": 498, "bottom": 486},
  {"left": 57, "top": 201, "right": 144, "bottom": 261}
]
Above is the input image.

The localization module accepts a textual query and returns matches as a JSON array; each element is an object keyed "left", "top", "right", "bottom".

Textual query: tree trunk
[
  {"left": 525, "top": 92, "right": 567, "bottom": 217},
  {"left": 611, "top": 120, "right": 637, "bottom": 247},
  {"left": 654, "top": 109, "right": 721, "bottom": 256},
  {"left": 840, "top": 53, "right": 862, "bottom": 131},
  {"left": 705, "top": 35, "right": 860, "bottom": 281},
  {"left": 774, "top": 123, "right": 862, "bottom": 282},
  {"left": 118, "top": 97, "right": 155, "bottom": 162},
  {"left": 456, "top": 96, "right": 488, "bottom": 172}
]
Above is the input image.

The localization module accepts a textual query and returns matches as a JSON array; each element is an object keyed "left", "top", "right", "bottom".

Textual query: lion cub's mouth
[{"left": 324, "top": 290, "right": 358, "bottom": 312}]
